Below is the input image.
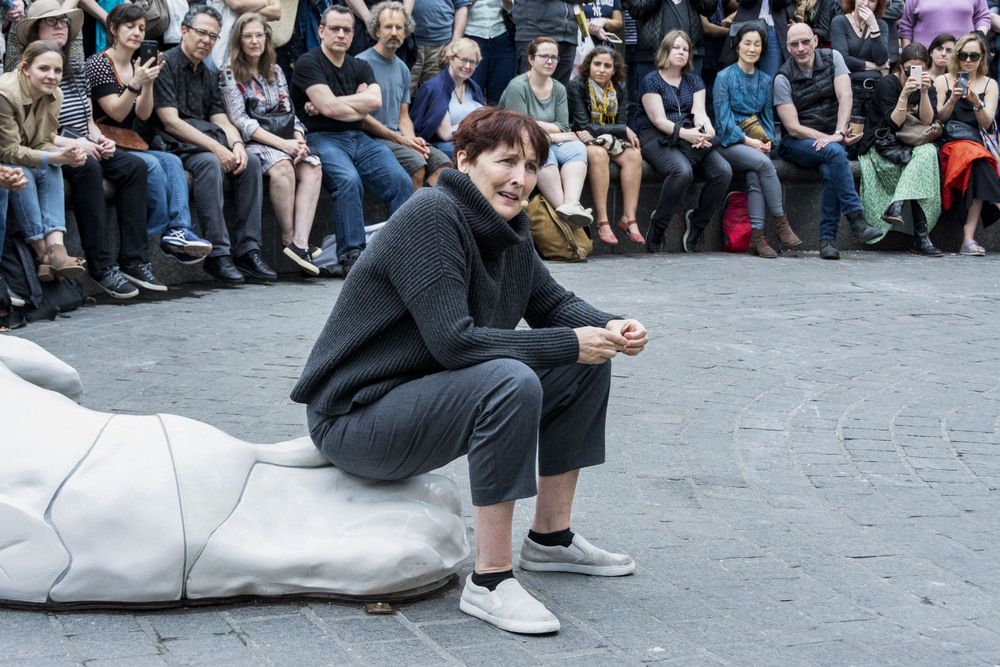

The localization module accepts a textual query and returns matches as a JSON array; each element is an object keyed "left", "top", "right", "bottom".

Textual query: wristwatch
[
  {"left": 834, "top": 130, "right": 846, "bottom": 137},
  {"left": 973, "top": 103, "right": 986, "bottom": 112}
]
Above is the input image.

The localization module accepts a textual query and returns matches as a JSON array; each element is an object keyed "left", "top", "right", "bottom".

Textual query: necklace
[{"left": 454, "top": 83, "right": 465, "bottom": 104}]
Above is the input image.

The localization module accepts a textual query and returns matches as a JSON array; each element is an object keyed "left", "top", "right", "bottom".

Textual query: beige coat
[{"left": 0, "top": 69, "right": 62, "bottom": 169}]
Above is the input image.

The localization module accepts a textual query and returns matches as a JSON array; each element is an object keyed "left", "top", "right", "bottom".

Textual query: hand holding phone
[
  {"left": 957, "top": 72, "right": 969, "bottom": 95},
  {"left": 139, "top": 40, "right": 158, "bottom": 67}
]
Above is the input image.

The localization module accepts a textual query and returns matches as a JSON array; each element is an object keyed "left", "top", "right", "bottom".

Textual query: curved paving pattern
[{"left": 4, "top": 251, "right": 999, "bottom": 665}]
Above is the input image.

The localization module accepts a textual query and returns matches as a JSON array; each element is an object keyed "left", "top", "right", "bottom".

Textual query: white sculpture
[{"left": 0, "top": 337, "right": 469, "bottom": 606}]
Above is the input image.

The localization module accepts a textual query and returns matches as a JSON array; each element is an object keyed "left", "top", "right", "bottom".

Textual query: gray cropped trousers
[
  {"left": 717, "top": 143, "right": 785, "bottom": 229},
  {"left": 307, "top": 359, "right": 612, "bottom": 507}
]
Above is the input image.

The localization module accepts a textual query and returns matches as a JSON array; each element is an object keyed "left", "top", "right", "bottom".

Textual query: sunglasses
[{"left": 957, "top": 51, "right": 982, "bottom": 62}]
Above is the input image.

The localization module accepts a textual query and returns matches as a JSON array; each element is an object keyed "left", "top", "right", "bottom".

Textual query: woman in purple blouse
[{"left": 899, "top": 0, "right": 990, "bottom": 50}]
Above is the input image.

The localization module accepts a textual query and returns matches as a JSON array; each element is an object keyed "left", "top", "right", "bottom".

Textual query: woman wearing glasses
[
  {"left": 219, "top": 12, "right": 324, "bottom": 274},
  {"left": 411, "top": 38, "right": 486, "bottom": 159},
  {"left": 204, "top": 0, "right": 280, "bottom": 69},
  {"left": 499, "top": 36, "right": 592, "bottom": 228},
  {"left": 934, "top": 31, "right": 1000, "bottom": 256}
]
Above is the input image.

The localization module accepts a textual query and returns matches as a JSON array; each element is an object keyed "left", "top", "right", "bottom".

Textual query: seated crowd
[{"left": 0, "top": 0, "right": 998, "bottom": 318}]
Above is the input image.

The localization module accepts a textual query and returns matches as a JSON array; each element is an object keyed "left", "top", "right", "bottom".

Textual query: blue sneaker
[
  {"left": 161, "top": 227, "right": 212, "bottom": 256},
  {"left": 161, "top": 244, "right": 207, "bottom": 265}
]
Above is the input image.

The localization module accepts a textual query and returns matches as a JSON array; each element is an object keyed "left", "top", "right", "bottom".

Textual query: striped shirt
[{"left": 58, "top": 60, "right": 93, "bottom": 138}]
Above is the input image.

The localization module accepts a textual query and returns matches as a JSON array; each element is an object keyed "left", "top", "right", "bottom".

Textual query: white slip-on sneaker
[
  {"left": 519, "top": 534, "right": 636, "bottom": 576},
  {"left": 555, "top": 202, "right": 594, "bottom": 228},
  {"left": 459, "top": 574, "right": 560, "bottom": 634}
]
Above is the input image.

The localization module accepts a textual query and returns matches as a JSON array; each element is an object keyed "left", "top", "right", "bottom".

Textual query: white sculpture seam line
[
  {"left": 160, "top": 414, "right": 192, "bottom": 601},
  {"left": 44, "top": 414, "right": 115, "bottom": 596}
]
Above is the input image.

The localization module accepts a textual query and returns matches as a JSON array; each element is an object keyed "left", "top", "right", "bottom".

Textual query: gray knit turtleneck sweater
[{"left": 291, "top": 168, "right": 616, "bottom": 416}]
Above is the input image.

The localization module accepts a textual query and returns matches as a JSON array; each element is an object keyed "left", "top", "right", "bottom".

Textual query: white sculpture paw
[{"left": 0, "top": 336, "right": 469, "bottom": 606}]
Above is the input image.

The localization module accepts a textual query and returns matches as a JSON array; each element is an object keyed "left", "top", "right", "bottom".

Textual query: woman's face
[
  {"left": 957, "top": 40, "right": 982, "bottom": 74},
  {"left": 737, "top": 31, "right": 763, "bottom": 66},
  {"left": 35, "top": 14, "right": 71, "bottom": 47},
  {"left": 458, "top": 138, "right": 539, "bottom": 221},
  {"left": 448, "top": 47, "right": 479, "bottom": 82},
  {"left": 588, "top": 53, "right": 615, "bottom": 85},
  {"left": 23, "top": 51, "right": 63, "bottom": 98},
  {"left": 114, "top": 17, "right": 146, "bottom": 52},
  {"left": 931, "top": 41, "right": 953, "bottom": 69},
  {"left": 668, "top": 38, "right": 690, "bottom": 69},
  {"left": 901, "top": 58, "right": 923, "bottom": 80},
  {"left": 240, "top": 19, "right": 267, "bottom": 60},
  {"left": 529, "top": 42, "right": 559, "bottom": 79},
  {"left": 854, "top": 0, "right": 872, "bottom": 11}
]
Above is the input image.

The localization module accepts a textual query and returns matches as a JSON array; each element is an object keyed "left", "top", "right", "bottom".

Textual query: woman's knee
[
  {"left": 266, "top": 158, "right": 295, "bottom": 184},
  {"left": 586, "top": 144, "right": 609, "bottom": 168}
]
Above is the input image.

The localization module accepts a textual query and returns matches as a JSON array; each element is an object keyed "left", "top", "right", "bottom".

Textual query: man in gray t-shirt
[
  {"left": 358, "top": 1, "right": 451, "bottom": 190},
  {"left": 773, "top": 23, "right": 880, "bottom": 260}
]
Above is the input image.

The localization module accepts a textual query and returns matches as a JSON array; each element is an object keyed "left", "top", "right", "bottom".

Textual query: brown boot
[
  {"left": 45, "top": 244, "right": 86, "bottom": 279},
  {"left": 748, "top": 228, "right": 777, "bottom": 258},
  {"left": 773, "top": 215, "right": 802, "bottom": 247}
]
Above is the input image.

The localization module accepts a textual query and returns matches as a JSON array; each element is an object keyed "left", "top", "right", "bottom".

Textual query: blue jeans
[
  {"left": 776, "top": 137, "right": 862, "bottom": 240},
  {"left": 307, "top": 130, "right": 412, "bottom": 260},
  {"left": 132, "top": 150, "right": 193, "bottom": 236},
  {"left": 761, "top": 25, "right": 782, "bottom": 78},
  {"left": 470, "top": 32, "right": 517, "bottom": 105},
  {"left": 7, "top": 165, "right": 65, "bottom": 242},
  {"left": 0, "top": 189, "right": 8, "bottom": 261}
]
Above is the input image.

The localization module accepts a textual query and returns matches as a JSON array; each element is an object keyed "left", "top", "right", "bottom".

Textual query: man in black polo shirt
[
  {"left": 290, "top": 4, "right": 411, "bottom": 277},
  {"left": 150, "top": 4, "right": 275, "bottom": 284}
]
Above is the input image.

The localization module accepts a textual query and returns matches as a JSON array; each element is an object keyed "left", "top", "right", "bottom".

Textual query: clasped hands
[{"left": 575, "top": 319, "right": 648, "bottom": 364}]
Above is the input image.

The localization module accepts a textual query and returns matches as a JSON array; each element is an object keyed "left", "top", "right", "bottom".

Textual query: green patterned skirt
[{"left": 859, "top": 143, "right": 941, "bottom": 243}]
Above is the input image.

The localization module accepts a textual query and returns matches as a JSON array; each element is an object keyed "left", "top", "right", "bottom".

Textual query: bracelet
[
  {"left": 869, "top": 31, "right": 881, "bottom": 36},
  {"left": 41, "top": 151, "right": 48, "bottom": 168},
  {"left": 231, "top": 141, "right": 245, "bottom": 149},
  {"left": 126, "top": 84, "right": 141, "bottom": 95}
]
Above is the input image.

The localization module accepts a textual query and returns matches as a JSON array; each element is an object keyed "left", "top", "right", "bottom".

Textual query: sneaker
[
  {"left": 459, "top": 574, "right": 560, "bottom": 634},
  {"left": 161, "top": 227, "right": 212, "bottom": 256},
  {"left": 120, "top": 263, "right": 167, "bottom": 292},
  {"left": 92, "top": 267, "right": 139, "bottom": 299},
  {"left": 519, "top": 534, "right": 635, "bottom": 576},
  {"left": 4, "top": 282, "right": 25, "bottom": 308},
  {"left": 339, "top": 249, "right": 361, "bottom": 279},
  {"left": 161, "top": 244, "right": 207, "bottom": 265},
  {"left": 283, "top": 243, "right": 320, "bottom": 276},
  {"left": 682, "top": 209, "right": 702, "bottom": 252},
  {"left": 554, "top": 202, "right": 594, "bottom": 228},
  {"left": 820, "top": 240, "right": 840, "bottom": 260}
]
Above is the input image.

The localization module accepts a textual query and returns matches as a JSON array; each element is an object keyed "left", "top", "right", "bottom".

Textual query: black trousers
[{"left": 64, "top": 150, "right": 148, "bottom": 276}]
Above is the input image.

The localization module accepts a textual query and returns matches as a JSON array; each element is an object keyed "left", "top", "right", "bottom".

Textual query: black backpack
[{"left": 1, "top": 234, "right": 94, "bottom": 322}]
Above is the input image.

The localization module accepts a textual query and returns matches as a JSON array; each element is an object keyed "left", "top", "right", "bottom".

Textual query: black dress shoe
[
  {"left": 204, "top": 255, "right": 245, "bottom": 285},
  {"left": 234, "top": 248, "right": 278, "bottom": 282},
  {"left": 819, "top": 240, "right": 840, "bottom": 260}
]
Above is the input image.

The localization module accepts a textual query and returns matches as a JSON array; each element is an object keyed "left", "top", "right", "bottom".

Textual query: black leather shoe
[
  {"left": 819, "top": 240, "right": 840, "bottom": 260},
  {"left": 881, "top": 200, "right": 905, "bottom": 227},
  {"left": 646, "top": 212, "right": 665, "bottom": 253},
  {"left": 204, "top": 255, "right": 245, "bottom": 285},
  {"left": 234, "top": 249, "right": 278, "bottom": 282}
]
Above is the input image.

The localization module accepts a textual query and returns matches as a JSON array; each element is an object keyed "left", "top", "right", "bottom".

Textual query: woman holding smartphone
[
  {"left": 857, "top": 43, "right": 942, "bottom": 255},
  {"left": 87, "top": 2, "right": 213, "bottom": 266},
  {"left": 934, "top": 31, "right": 1000, "bottom": 256}
]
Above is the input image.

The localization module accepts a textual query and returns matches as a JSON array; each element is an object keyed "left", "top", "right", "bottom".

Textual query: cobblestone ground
[{"left": 5, "top": 249, "right": 1000, "bottom": 666}]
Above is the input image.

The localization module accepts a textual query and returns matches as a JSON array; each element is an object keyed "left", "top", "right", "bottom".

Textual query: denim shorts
[{"left": 544, "top": 139, "right": 588, "bottom": 168}]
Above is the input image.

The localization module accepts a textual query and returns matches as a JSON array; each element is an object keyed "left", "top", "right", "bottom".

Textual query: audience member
[
  {"left": 934, "top": 31, "right": 999, "bottom": 256},
  {"left": 583, "top": 0, "right": 624, "bottom": 47},
  {"left": 220, "top": 12, "right": 325, "bottom": 276},
  {"left": 465, "top": 0, "right": 515, "bottom": 105},
  {"left": 927, "top": 33, "right": 955, "bottom": 79},
  {"left": 205, "top": 0, "right": 281, "bottom": 68},
  {"left": 290, "top": 5, "right": 411, "bottom": 277},
  {"left": 773, "top": 23, "right": 880, "bottom": 260},
  {"left": 714, "top": 22, "right": 801, "bottom": 257},
  {"left": 5, "top": 0, "right": 86, "bottom": 70},
  {"left": 0, "top": 41, "right": 88, "bottom": 281},
  {"left": 831, "top": 0, "right": 888, "bottom": 129},
  {"left": 567, "top": 45, "right": 644, "bottom": 245},
  {"left": 500, "top": 36, "right": 593, "bottom": 228},
  {"left": 511, "top": 0, "right": 578, "bottom": 87},
  {"left": 900, "top": 0, "right": 990, "bottom": 50},
  {"left": 358, "top": 0, "right": 451, "bottom": 190},
  {"left": 410, "top": 38, "right": 485, "bottom": 158},
  {"left": 623, "top": 0, "right": 716, "bottom": 81},
  {"left": 26, "top": 0, "right": 165, "bottom": 298},
  {"left": 89, "top": 3, "right": 214, "bottom": 268},
  {"left": 725, "top": 0, "right": 793, "bottom": 78},
  {"left": 149, "top": 4, "right": 275, "bottom": 285},
  {"left": 410, "top": 0, "right": 469, "bottom": 95},
  {"left": 857, "top": 42, "right": 942, "bottom": 255},
  {"left": 636, "top": 30, "right": 731, "bottom": 253},
  {"left": 0, "top": 165, "right": 28, "bottom": 307},
  {"left": 791, "top": 0, "right": 836, "bottom": 45}
]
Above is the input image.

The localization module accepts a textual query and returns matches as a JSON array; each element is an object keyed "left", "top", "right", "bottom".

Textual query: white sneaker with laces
[
  {"left": 519, "top": 534, "right": 635, "bottom": 576},
  {"left": 459, "top": 574, "right": 560, "bottom": 634},
  {"left": 555, "top": 202, "right": 594, "bottom": 228}
]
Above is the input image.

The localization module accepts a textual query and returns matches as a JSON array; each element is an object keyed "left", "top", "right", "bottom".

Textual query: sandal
[
  {"left": 597, "top": 221, "right": 618, "bottom": 244},
  {"left": 960, "top": 240, "right": 986, "bottom": 256},
  {"left": 617, "top": 216, "right": 645, "bottom": 244}
]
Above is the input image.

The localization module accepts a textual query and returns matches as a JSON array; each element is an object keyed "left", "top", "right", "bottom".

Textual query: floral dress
[{"left": 218, "top": 64, "right": 320, "bottom": 171}]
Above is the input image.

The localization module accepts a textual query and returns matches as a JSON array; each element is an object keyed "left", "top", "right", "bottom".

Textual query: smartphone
[
  {"left": 139, "top": 40, "right": 158, "bottom": 67},
  {"left": 957, "top": 71, "right": 969, "bottom": 95},
  {"left": 909, "top": 65, "right": 922, "bottom": 82},
  {"left": 603, "top": 33, "right": 623, "bottom": 44}
]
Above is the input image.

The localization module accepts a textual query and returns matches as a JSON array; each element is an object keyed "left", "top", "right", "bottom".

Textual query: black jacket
[
  {"left": 623, "top": 0, "right": 717, "bottom": 62},
  {"left": 567, "top": 77, "right": 630, "bottom": 140}
]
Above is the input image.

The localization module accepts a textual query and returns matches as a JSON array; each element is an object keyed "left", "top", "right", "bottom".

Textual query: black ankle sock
[
  {"left": 528, "top": 528, "right": 575, "bottom": 548},
  {"left": 471, "top": 569, "right": 514, "bottom": 591}
]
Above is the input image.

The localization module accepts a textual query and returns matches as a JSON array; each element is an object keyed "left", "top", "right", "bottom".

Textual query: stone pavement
[{"left": 4, "top": 248, "right": 1000, "bottom": 666}]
